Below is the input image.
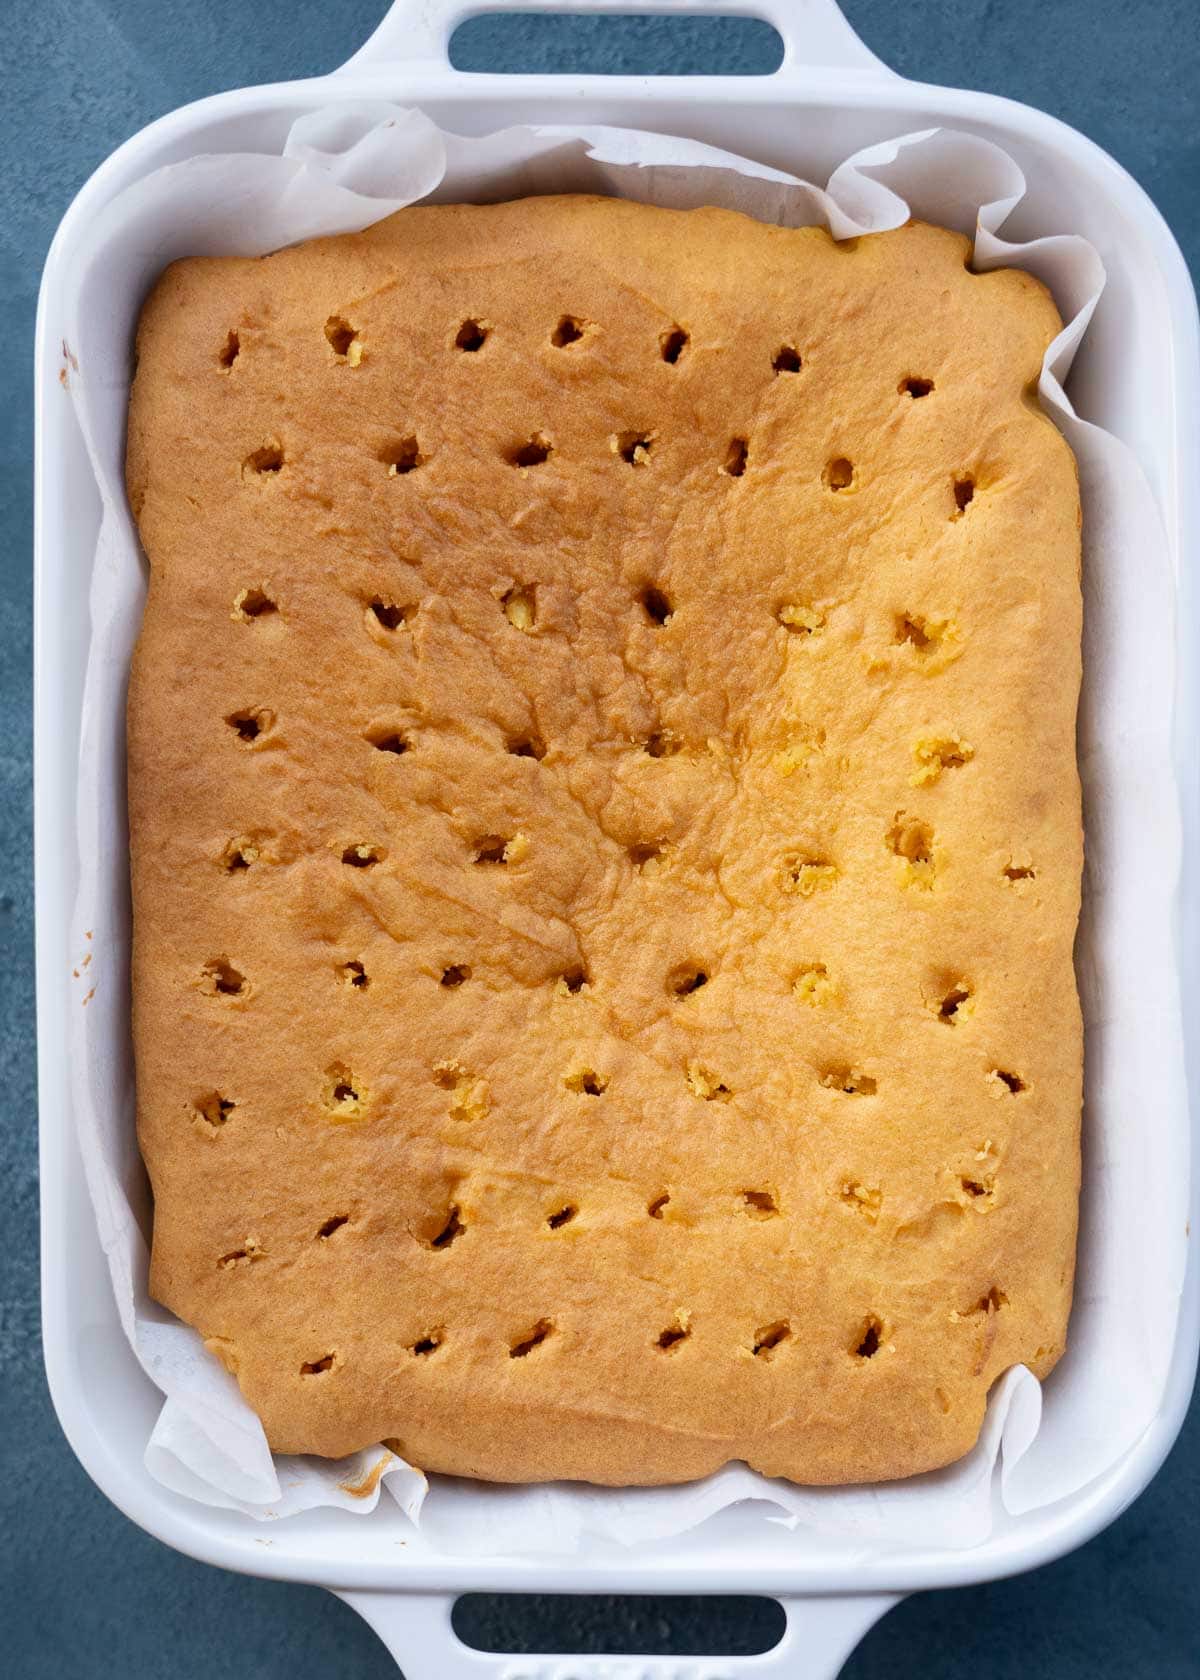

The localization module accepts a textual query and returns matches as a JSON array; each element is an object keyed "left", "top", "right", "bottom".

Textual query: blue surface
[{"left": 5, "top": 2, "right": 1198, "bottom": 1673}]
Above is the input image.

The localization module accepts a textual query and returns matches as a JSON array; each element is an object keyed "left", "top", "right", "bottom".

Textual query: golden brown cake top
[{"left": 126, "top": 197, "right": 1082, "bottom": 1485}]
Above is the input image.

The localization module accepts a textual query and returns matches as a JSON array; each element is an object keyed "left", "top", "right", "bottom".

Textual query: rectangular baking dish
[{"left": 35, "top": 3, "right": 1200, "bottom": 1675}]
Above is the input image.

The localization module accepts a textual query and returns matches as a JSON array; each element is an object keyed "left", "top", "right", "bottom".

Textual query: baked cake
[{"left": 126, "top": 197, "right": 1083, "bottom": 1485}]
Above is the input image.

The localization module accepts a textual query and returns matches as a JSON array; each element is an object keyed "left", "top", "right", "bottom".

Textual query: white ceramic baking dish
[{"left": 35, "top": 2, "right": 1200, "bottom": 1674}]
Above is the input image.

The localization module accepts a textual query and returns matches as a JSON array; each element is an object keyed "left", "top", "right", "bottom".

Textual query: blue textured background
[{"left": 5, "top": 3, "right": 1198, "bottom": 1673}]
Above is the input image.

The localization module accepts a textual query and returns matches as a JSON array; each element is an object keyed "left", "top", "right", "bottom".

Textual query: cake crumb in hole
[
  {"left": 507, "top": 733, "right": 545, "bottom": 760},
  {"left": 324, "top": 316, "right": 361, "bottom": 361},
  {"left": 644, "top": 729, "right": 683, "bottom": 759},
  {"left": 244, "top": 442, "right": 283, "bottom": 475},
  {"left": 887, "top": 815, "right": 935, "bottom": 881},
  {"left": 911, "top": 734, "right": 973, "bottom": 786},
  {"left": 793, "top": 963, "right": 836, "bottom": 1007},
  {"left": 895, "top": 613, "right": 931, "bottom": 649},
  {"left": 221, "top": 838, "right": 260, "bottom": 873},
  {"left": 722, "top": 437, "right": 749, "bottom": 478},
  {"left": 341, "top": 960, "right": 368, "bottom": 989},
  {"left": 839, "top": 1181, "right": 882, "bottom": 1221},
  {"left": 615, "top": 430, "right": 653, "bottom": 467},
  {"left": 777, "top": 602, "right": 826, "bottom": 637},
  {"left": 226, "top": 707, "right": 273, "bottom": 744},
  {"left": 323, "top": 1064, "right": 365, "bottom": 1118},
  {"left": 686, "top": 1063, "right": 732, "bottom": 1102},
  {"left": 218, "top": 330, "right": 240, "bottom": 369},
  {"left": 937, "top": 980, "right": 974, "bottom": 1024},
  {"left": 987, "top": 1068, "right": 1027, "bottom": 1096},
  {"left": 455, "top": 318, "right": 489, "bottom": 352},
  {"left": 201, "top": 957, "right": 246, "bottom": 998},
  {"left": 656, "top": 1313, "right": 691, "bottom": 1352},
  {"left": 564, "top": 1067, "right": 608, "bottom": 1096},
  {"left": 301, "top": 1355, "right": 335, "bottom": 1376},
  {"left": 317, "top": 1215, "right": 348, "bottom": 1240},
  {"left": 381, "top": 435, "right": 423, "bottom": 475},
  {"left": 660, "top": 326, "right": 689, "bottom": 364},
  {"left": 772, "top": 346, "right": 802, "bottom": 375},
  {"left": 507, "top": 433, "right": 553, "bottom": 468},
  {"left": 367, "top": 728, "right": 410, "bottom": 755},
  {"left": 440, "top": 964, "right": 470, "bottom": 988},
  {"left": 194, "top": 1092, "right": 234, "bottom": 1128},
  {"left": 342, "top": 844, "right": 384, "bottom": 868},
  {"left": 472, "top": 834, "right": 518, "bottom": 865},
  {"left": 892, "top": 612, "right": 960, "bottom": 666},
  {"left": 410, "top": 1331, "right": 444, "bottom": 1357},
  {"left": 368, "top": 599, "right": 410, "bottom": 631},
  {"left": 547, "top": 1204, "right": 577, "bottom": 1230},
  {"left": 232, "top": 586, "right": 276, "bottom": 621},
  {"left": 783, "top": 856, "right": 839, "bottom": 896},
  {"left": 629, "top": 841, "right": 664, "bottom": 872},
  {"left": 555, "top": 966, "right": 589, "bottom": 995},
  {"left": 824, "top": 456, "right": 854, "bottom": 491},
  {"left": 640, "top": 585, "right": 673, "bottom": 626},
  {"left": 510, "top": 1319, "right": 554, "bottom": 1357},
  {"left": 667, "top": 962, "right": 708, "bottom": 998},
  {"left": 901, "top": 376, "right": 934, "bottom": 398},
  {"left": 502, "top": 584, "right": 537, "bottom": 631},
  {"left": 961, "top": 1175, "right": 994, "bottom": 1201},
  {"left": 742, "top": 1190, "right": 779, "bottom": 1219},
  {"left": 820, "top": 1066, "right": 877, "bottom": 1097},
  {"left": 853, "top": 1317, "right": 883, "bottom": 1358},
  {"left": 431, "top": 1206, "right": 464, "bottom": 1249},
  {"left": 433, "top": 1062, "right": 491, "bottom": 1122},
  {"left": 753, "top": 1321, "right": 791, "bottom": 1357},
  {"left": 551, "top": 315, "right": 586, "bottom": 347}
]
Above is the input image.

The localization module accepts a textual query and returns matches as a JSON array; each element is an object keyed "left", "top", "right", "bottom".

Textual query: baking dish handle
[
  {"left": 337, "top": 1588, "right": 901, "bottom": 1679},
  {"left": 340, "top": 0, "right": 894, "bottom": 78}
]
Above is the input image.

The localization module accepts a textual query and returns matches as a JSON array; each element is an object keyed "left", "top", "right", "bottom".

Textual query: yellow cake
[{"left": 125, "top": 197, "right": 1082, "bottom": 1484}]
